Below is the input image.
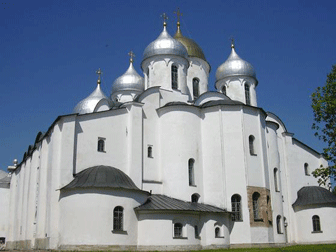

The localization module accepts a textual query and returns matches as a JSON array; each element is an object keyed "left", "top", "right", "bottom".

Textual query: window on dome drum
[
  {"left": 231, "top": 194, "right": 242, "bottom": 221},
  {"left": 174, "top": 223, "right": 183, "bottom": 238},
  {"left": 304, "top": 163, "right": 309, "bottom": 176},
  {"left": 215, "top": 227, "right": 221, "bottom": 238},
  {"left": 191, "top": 193, "right": 199, "bottom": 203},
  {"left": 188, "top": 159, "right": 195, "bottom": 186},
  {"left": 113, "top": 206, "right": 123, "bottom": 231},
  {"left": 0, "top": 237, "right": 5, "bottom": 244},
  {"left": 274, "top": 168, "right": 279, "bottom": 192},
  {"left": 193, "top": 78, "right": 200, "bottom": 98},
  {"left": 252, "top": 192, "right": 261, "bottom": 220},
  {"left": 147, "top": 146, "right": 153, "bottom": 158},
  {"left": 249, "top": 135, "right": 256, "bottom": 155},
  {"left": 245, "top": 83, "right": 250, "bottom": 105},
  {"left": 97, "top": 138, "right": 105, "bottom": 152},
  {"left": 194, "top": 225, "right": 200, "bottom": 238},
  {"left": 171, "top": 65, "right": 178, "bottom": 90},
  {"left": 222, "top": 85, "right": 226, "bottom": 95},
  {"left": 276, "top": 215, "right": 282, "bottom": 234},
  {"left": 312, "top": 215, "right": 321, "bottom": 232}
]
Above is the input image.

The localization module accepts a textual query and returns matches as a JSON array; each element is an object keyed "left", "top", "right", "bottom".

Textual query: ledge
[
  {"left": 112, "top": 230, "right": 128, "bottom": 235},
  {"left": 173, "top": 237, "right": 188, "bottom": 239},
  {"left": 311, "top": 231, "right": 323, "bottom": 234}
]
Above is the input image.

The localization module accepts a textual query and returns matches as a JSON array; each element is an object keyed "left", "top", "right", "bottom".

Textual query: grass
[{"left": 201, "top": 244, "right": 336, "bottom": 252}]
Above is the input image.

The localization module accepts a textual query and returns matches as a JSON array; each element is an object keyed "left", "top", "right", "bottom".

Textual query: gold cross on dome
[
  {"left": 128, "top": 50, "right": 135, "bottom": 63},
  {"left": 161, "top": 13, "right": 168, "bottom": 25},
  {"left": 174, "top": 8, "right": 182, "bottom": 23},
  {"left": 96, "top": 68, "right": 102, "bottom": 83}
]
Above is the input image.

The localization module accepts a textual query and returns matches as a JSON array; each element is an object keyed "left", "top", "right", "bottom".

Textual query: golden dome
[{"left": 174, "top": 23, "right": 206, "bottom": 61}]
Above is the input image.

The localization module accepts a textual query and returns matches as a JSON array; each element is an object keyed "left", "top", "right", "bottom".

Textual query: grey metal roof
[
  {"left": 201, "top": 99, "right": 244, "bottom": 108},
  {"left": 292, "top": 186, "right": 336, "bottom": 208},
  {"left": 61, "top": 165, "right": 140, "bottom": 191},
  {"left": 135, "top": 194, "right": 228, "bottom": 213}
]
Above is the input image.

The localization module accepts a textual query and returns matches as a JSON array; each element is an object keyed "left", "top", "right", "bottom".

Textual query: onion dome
[
  {"left": 112, "top": 51, "right": 144, "bottom": 94},
  {"left": 143, "top": 15, "right": 188, "bottom": 62},
  {"left": 73, "top": 69, "right": 111, "bottom": 114},
  {"left": 216, "top": 41, "right": 256, "bottom": 82},
  {"left": 174, "top": 22, "right": 206, "bottom": 61},
  {"left": 61, "top": 165, "right": 141, "bottom": 191},
  {"left": 292, "top": 186, "right": 336, "bottom": 208}
]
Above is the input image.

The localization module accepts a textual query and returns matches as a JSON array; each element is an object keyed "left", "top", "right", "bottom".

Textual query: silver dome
[
  {"left": 112, "top": 61, "right": 144, "bottom": 94},
  {"left": 216, "top": 45, "right": 256, "bottom": 81},
  {"left": 143, "top": 24, "right": 188, "bottom": 61},
  {"left": 73, "top": 82, "right": 111, "bottom": 114}
]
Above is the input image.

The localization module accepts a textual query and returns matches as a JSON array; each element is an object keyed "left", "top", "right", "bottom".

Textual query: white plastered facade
[{"left": 2, "top": 22, "right": 336, "bottom": 251}]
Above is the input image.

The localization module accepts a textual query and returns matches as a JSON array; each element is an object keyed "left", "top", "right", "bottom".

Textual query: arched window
[
  {"left": 148, "top": 146, "right": 153, "bottom": 158},
  {"left": 215, "top": 227, "right": 220, "bottom": 238},
  {"left": 249, "top": 135, "right": 256, "bottom": 155},
  {"left": 312, "top": 215, "right": 321, "bottom": 232},
  {"left": 97, "top": 139, "right": 105, "bottom": 152},
  {"left": 171, "top": 65, "right": 178, "bottom": 90},
  {"left": 252, "top": 192, "right": 260, "bottom": 220},
  {"left": 222, "top": 85, "right": 226, "bottom": 95},
  {"left": 188, "top": 159, "right": 195, "bottom": 186},
  {"left": 113, "top": 206, "right": 123, "bottom": 231},
  {"left": 304, "top": 163, "right": 309, "bottom": 176},
  {"left": 191, "top": 193, "right": 200, "bottom": 203},
  {"left": 276, "top": 215, "right": 282, "bottom": 234},
  {"left": 174, "top": 223, "right": 183, "bottom": 237},
  {"left": 231, "top": 194, "right": 242, "bottom": 221},
  {"left": 245, "top": 83, "right": 250, "bottom": 105},
  {"left": 274, "top": 168, "right": 279, "bottom": 192},
  {"left": 193, "top": 78, "right": 200, "bottom": 98}
]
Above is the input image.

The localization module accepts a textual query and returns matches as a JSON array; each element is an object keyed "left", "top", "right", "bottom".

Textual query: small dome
[
  {"left": 174, "top": 24, "right": 206, "bottom": 61},
  {"left": 61, "top": 165, "right": 140, "bottom": 191},
  {"left": 112, "top": 58, "right": 144, "bottom": 94},
  {"left": 73, "top": 76, "right": 111, "bottom": 115},
  {"left": 216, "top": 44, "right": 256, "bottom": 82},
  {"left": 292, "top": 186, "right": 336, "bottom": 208},
  {"left": 143, "top": 23, "right": 188, "bottom": 61}
]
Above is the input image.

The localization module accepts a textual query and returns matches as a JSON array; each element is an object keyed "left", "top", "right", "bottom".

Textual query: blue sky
[{"left": 1, "top": 0, "right": 335, "bottom": 171}]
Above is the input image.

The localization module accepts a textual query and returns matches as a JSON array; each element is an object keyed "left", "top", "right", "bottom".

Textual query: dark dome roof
[
  {"left": 292, "top": 186, "right": 336, "bottom": 208},
  {"left": 61, "top": 165, "right": 140, "bottom": 191}
]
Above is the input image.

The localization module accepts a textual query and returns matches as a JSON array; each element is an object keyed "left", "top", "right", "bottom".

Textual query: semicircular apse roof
[
  {"left": 61, "top": 165, "right": 141, "bottom": 191},
  {"left": 292, "top": 186, "right": 336, "bottom": 208}
]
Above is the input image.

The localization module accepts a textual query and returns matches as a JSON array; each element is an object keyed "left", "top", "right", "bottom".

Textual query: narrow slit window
[
  {"left": 222, "top": 86, "right": 226, "bottom": 95},
  {"left": 148, "top": 146, "right": 153, "bottom": 158},
  {"left": 215, "top": 227, "right": 220, "bottom": 238},
  {"left": 193, "top": 78, "right": 200, "bottom": 98},
  {"left": 171, "top": 65, "right": 178, "bottom": 90},
  {"left": 249, "top": 135, "right": 256, "bottom": 155},
  {"left": 245, "top": 83, "right": 250, "bottom": 105},
  {"left": 98, "top": 138, "right": 105, "bottom": 152},
  {"left": 276, "top": 215, "right": 282, "bottom": 234},
  {"left": 188, "top": 159, "right": 195, "bottom": 186},
  {"left": 274, "top": 168, "right": 279, "bottom": 192},
  {"left": 304, "top": 163, "right": 309, "bottom": 176}
]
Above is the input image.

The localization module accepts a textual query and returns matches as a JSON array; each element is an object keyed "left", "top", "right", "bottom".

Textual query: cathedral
[{"left": 2, "top": 14, "right": 336, "bottom": 250}]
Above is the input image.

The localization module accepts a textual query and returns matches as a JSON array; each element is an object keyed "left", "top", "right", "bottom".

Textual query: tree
[{"left": 311, "top": 65, "right": 336, "bottom": 189}]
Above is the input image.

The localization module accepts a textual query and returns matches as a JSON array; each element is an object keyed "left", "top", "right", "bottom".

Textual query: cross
[
  {"left": 230, "top": 36, "right": 235, "bottom": 48},
  {"left": 174, "top": 8, "right": 182, "bottom": 23},
  {"left": 161, "top": 13, "right": 168, "bottom": 25},
  {"left": 128, "top": 50, "right": 135, "bottom": 63},
  {"left": 96, "top": 68, "right": 102, "bottom": 83}
]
